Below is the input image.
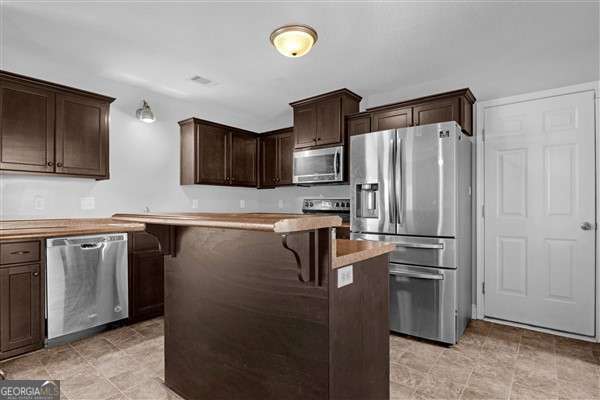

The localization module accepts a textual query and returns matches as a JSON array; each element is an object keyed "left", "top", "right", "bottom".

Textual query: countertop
[
  {"left": 334, "top": 239, "right": 395, "bottom": 268},
  {"left": 0, "top": 218, "right": 146, "bottom": 240},
  {"left": 111, "top": 212, "right": 342, "bottom": 233}
]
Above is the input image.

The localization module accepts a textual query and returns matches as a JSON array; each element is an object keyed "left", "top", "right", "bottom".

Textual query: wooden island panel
[{"left": 141, "top": 221, "right": 391, "bottom": 400}]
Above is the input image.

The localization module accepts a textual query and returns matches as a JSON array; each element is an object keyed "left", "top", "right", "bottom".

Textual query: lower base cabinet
[
  {"left": 128, "top": 228, "right": 172, "bottom": 323},
  {"left": 129, "top": 250, "right": 165, "bottom": 323},
  {"left": 0, "top": 240, "right": 44, "bottom": 361}
]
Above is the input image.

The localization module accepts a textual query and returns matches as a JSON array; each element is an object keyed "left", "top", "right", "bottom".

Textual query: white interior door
[{"left": 483, "top": 90, "right": 596, "bottom": 336}]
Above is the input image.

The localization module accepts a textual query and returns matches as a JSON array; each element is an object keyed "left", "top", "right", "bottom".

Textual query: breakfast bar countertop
[
  {"left": 111, "top": 212, "right": 342, "bottom": 233},
  {"left": 0, "top": 218, "right": 146, "bottom": 240}
]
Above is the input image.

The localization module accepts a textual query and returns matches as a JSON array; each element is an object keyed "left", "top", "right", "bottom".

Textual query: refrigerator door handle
[
  {"left": 389, "top": 268, "right": 444, "bottom": 280},
  {"left": 394, "top": 242, "right": 444, "bottom": 250},
  {"left": 395, "top": 135, "right": 403, "bottom": 226}
]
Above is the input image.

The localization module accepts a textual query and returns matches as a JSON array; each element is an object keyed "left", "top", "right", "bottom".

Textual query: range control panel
[{"left": 302, "top": 198, "right": 350, "bottom": 212}]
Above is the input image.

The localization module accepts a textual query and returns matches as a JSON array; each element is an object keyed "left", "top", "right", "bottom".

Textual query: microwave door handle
[
  {"left": 334, "top": 150, "right": 340, "bottom": 178},
  {"left": 389, "top": 269, "right": 444, "bottom": 280}
]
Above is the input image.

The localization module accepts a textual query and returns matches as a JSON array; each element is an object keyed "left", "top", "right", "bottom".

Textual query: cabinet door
[
  {"left": 230, "top": 132, "right": 257, "bottom": 187},
  {"left": 277, "top": 131, "right": 294, "bottom": 185},
  {"left": 196, "top": 124, "right": 228, "bottom": 184},
  {"left": 0, "top": 80, "right": 55, "bottom": 173},
  {"left": 130, "top": 252, "right": 164, "bottom": 322},
  {"left": 372, "top": 107, "right": 413, "bottom": 131},
  {"left": 315, "top": 97, "right": 342, "bottom": 146},
  {"left": 0, "top": 264, "right": 42, "bottom": 352},
  {"left": 260, "top": 135, "right": 278, "bottom": 188},
  {"left": 348, "top": 116, "right": 371, "bottom": 136},
  {"left": 55, "top": 93, "right": 108, "bottom": 177},
  {"left": 293, "top": 105, "right": 317, "bottom": 149},
  {"left": 413, "top": 98, "right": 460, "bottom": 127}
]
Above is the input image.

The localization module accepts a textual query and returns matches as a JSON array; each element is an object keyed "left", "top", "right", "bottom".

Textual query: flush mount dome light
[
  {"left": 270, "top": 24, "right": 318, "bottom": 58},
  {"left": 136, "top": 100, "right": 155, "bottom": 123}
]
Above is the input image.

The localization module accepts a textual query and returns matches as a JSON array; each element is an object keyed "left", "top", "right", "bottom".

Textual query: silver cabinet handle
[
  {"left": 394, "top": 242, "right": 444, "bottom": 250},
  {"left": 581, "top": 222, "right": 594, "bottom": 231},
  {"left": 390, "top": 269, "right": 444, "bottom": 280}
]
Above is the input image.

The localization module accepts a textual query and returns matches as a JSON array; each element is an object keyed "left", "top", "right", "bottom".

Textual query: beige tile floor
[{"left": 1, "top": 318, "right": 598, "bottom": 400}]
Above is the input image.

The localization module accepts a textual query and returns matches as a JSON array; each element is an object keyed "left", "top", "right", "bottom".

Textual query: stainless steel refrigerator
[{"left": 350, "top": 121, "right": 472, "bottom": 344}]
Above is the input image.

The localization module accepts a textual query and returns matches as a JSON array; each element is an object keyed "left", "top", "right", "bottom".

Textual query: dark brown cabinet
[
  {"left": 347, "top": 89, "right": 476, "bottom": 136},
  {"left": 371, "top": 106, "right": 413, "bottom": 131},
  {"left": 179, "top": 118, "right": 257, "bottom": 187},
  {"left": 127, "top": 226, "right": 174, "bottom": 323},
  {"left": 0, "top": 80, "right": 55, "bottom": 173},
  {"left": 0, "top": 70, "right": 114, "bottom": 179},
  {"left": 258, "top": 127, "right": 293, "bottom": 188},
  {"left": 55, "top": 93, "right": 109, "bottom": 177},
  {"left": 0, "top": 240, "right": 44, "bottom": 361},
  {"left": 230, "top": 132, "right": 257, "bottom": 186},
  {"left": 290, "top": 89, "right": 361, "bottom": 149},
  {"left": 347, "top": 114, "right": 371, "bottom": 137}
]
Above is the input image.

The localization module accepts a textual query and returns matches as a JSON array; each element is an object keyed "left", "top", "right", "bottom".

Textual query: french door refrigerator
[{"left": 350, "top": 121, "right": 472, "bottom": 344}]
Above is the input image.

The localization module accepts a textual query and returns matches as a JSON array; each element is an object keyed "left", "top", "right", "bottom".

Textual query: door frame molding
[{"left": 475, "top": 81, "right": 600, "bottom": 340}]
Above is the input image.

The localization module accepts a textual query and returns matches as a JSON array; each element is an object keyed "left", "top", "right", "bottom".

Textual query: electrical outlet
[
  {"left": 337, "top": 265, "right": 353, "bottom": 288},
  {"left": 192, "top": 199, "right": 199, "bottom": 209},
  {"left": 80, "top": 197, "right": 95, "bottom": 210},
  {"left": 33, "top": 196, "right": 45, "bottom": 210},
  {"left": 240, "top": 199, "right": 246, "bottom": 209},
  {"left": 278, "top": 200, "right": 284, "bottom": 209}
]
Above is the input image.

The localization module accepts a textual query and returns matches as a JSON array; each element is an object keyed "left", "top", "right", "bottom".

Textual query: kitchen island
[{"left": 111, "top": 212, "right": 394, "bottom": 400}]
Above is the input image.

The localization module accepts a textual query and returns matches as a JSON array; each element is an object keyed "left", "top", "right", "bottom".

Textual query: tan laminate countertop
[
  {"left": 0, "top": 218, "right": 146, "bottom": 240},
  {"left": 334, "top": 239, "right": 395, "bottom": 268},
  {"left": 112, "top": 212, "right": 342, "bottom": 233}
]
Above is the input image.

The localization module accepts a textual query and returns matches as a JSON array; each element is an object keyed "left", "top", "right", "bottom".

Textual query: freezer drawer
[
  {"left": 389, "top": 263, "right": 457, "bottom": 344},
  {"left": 351, "top": 233, "right": 456, "bottom": 269}
]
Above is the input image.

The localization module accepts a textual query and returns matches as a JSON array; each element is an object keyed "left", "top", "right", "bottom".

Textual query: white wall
[{"left": 0, "top": 50, "right": 352, "bottom": 219}]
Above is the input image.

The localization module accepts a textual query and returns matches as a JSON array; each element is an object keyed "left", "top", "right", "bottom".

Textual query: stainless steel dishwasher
[{"left": 46, "top": 233, "right": 128, "bottom": 343}]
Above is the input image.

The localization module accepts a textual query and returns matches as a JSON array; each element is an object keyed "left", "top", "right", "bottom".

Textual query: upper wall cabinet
[
  {"left": 347, "top": 89, "right": 476, "bottom": 137},
  {"left": 179, "top": 118, "right": 257, "bottom": 187},
  {"left": 290, "top": 89, "right": 361, "bottom": 149},
  {"left": 258, "top": 127, "right": 293, "bottom": 188},
  {"left": 0, "top": 70, "right": 114, "bottom": 180}
]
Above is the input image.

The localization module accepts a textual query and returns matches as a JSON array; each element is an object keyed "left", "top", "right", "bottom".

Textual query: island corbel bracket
[{"left": 281, "top": 229, "right": 321, "bottom": 287}]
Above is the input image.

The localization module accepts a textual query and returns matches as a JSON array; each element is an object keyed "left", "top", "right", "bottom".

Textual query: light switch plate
[
  {"left": 278, "top": 200, "right": 284, "bottom": 209},
  {"left": 192, "top": 199, "right": 199, "bottom": 209},
  {"left": 240, "top": 199, "right": 246, "bottom": 209},
  {"left": 80, "top": 197, "right": 95, "bottom": 210},
  {"left": 337, "top": 265, "right": 353, "bottom": 288}
]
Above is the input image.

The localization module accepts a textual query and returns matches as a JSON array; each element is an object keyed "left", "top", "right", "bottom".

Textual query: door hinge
[
  {"left": 482, "top": 282, "right": 486, "bottom": 295},
  {"left": 481, "top": 205, "right": 485, "bottom": 218},
  {"left": 481, "top": 128, "right": 485, "bottom": 142}
]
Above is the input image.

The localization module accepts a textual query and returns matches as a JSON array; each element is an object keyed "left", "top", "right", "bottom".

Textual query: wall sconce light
[{"left": 136, "top": 100, "right": 155, "bottom": 123}]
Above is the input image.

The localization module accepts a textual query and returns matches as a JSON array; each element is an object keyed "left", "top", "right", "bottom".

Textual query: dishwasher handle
[{"left": 80, "top": 242, "right": 104, "bottom": 250}]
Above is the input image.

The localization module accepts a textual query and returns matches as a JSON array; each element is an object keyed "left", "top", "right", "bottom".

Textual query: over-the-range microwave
[{"left": 293, "top": 145, "right": 343, "bottom": 184}]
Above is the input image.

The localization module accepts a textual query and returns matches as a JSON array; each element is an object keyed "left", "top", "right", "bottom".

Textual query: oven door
[
  {"left": 389, "top": 263, "right": 457, "bottom": 344},
  {"left": 293, "top": 146, "right": 343, "bottom": 184}
]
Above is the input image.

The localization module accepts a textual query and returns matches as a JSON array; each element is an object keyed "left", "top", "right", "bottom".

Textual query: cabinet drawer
[{"left": 0, "top": 241, "right": 41, "bottom": 266}]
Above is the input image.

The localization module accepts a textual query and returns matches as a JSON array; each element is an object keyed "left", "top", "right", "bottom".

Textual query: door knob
[{"left": 581, "top": 222, "right": 594, "bottom": 230}]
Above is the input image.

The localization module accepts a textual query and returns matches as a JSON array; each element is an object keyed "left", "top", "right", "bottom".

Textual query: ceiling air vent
[{"left": 190, "top": 75, "right": 217, "bottom": 86}]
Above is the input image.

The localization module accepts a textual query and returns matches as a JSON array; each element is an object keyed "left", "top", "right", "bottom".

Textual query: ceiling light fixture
[
  {"left": 270, "top": 24, "right": 318, "bottom": 58},
  {"left": 136, "top": 100, "right": 155, "bottom": 123}
]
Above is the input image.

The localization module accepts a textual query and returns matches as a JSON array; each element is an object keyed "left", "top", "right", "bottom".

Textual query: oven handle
[
  {"left": 394, "top": 242, "right": 444, "bottom": 250},
  {"left": 389, "top": 269, "right": 444, "bottom": 280}
]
